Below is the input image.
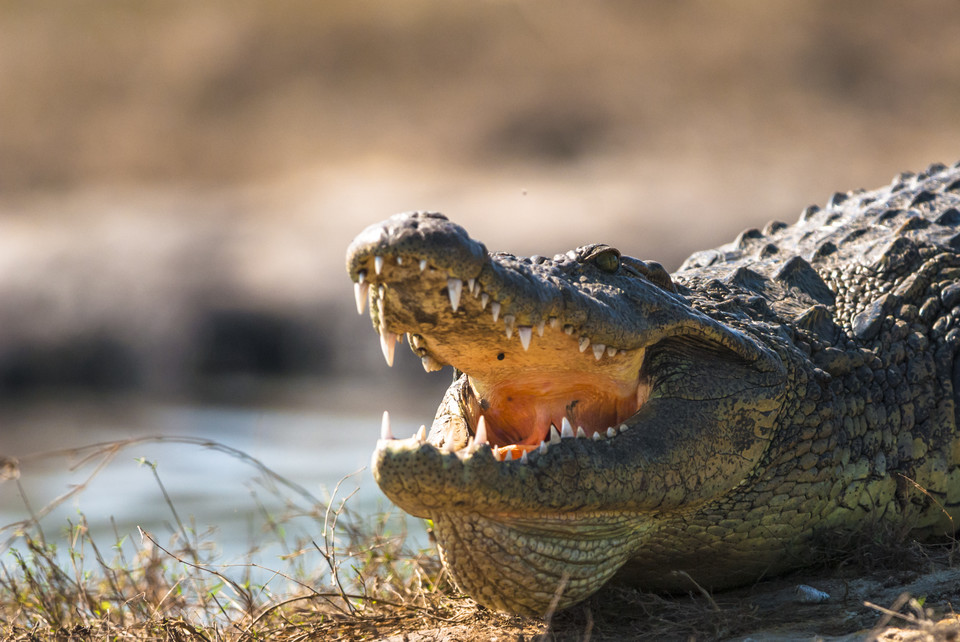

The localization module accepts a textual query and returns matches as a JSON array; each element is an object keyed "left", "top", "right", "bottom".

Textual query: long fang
[{"left": 448, "top": 278, "right": 463, "bottom": 312}]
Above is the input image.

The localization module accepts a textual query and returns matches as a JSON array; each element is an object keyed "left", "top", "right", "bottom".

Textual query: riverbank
[{"left": 3, "top": 435, "right": 959, "bottom": 640}]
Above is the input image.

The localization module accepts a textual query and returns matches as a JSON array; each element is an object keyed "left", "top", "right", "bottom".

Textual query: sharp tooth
[
  {"left": 467, "top": 278, "right": 475, "bottom": 294},
  {"left": 374, "top": 255, "right": 384, "bottom": 275},
  {"left": 481, "top": 293, "right": 490, "bottom": 310},
  {"left": 396, "top": 256, "right": 403, "bottom": 265},
  {"left": 549, "top": 317, "right": 559, "bottom": 329},
  {"left": 506, "top": 449, "right": 517, "bottom": 461},
  {"left": 416, "top": 425, "right": 427, "bottom": 443},
  {"left": 592, "top": 343, "right": 606, "bottom": 360},
  {"left": 358, "top": 270, "right": 367, "bottom": 285},
  {"left": 354, "top": 281, "right": 369, "bottom": 315},
  {"left": 491, "top": 301, "right": 501, "bottom": 322},
  {"left": 576, "top": 426, "right": 587, "bottom": 438},
  {"left": 564, "top": 325, "right": 574, "bottom": 335},
  {"left": 411, "top": 334, "right": 424, "bottom": 348},
  {"left": 606, "top": 426, "right": 617, "bottom": 438},
  {"left": 549, "top": 424, "right": 561, "bottom": 444},
  {"left": 421, "top": 355, "right": 442, "bottom": 372},
  {"left": 504, "top": 315, "right": 515, "bottom": 339},
  {"left": 592, "top": 431, "right": 602, "bottom": 441},
  {"left": 419, "top": 259, "right": 428, "bottom": 272},
  {"left": 520, "top": 450, "right": 529, "bottom": 463},
  {"left": 381, "top": 411, "right": 393, "bottom": 440},
  {"left": 620, "top": 424, "right": 629, "bottom": 432},
  {"left": 475, "top": 416, "right": 489, "bottom": 444},
  {"left": 539, "top": 440, "right": 549, "bottom": 454},
  {"left": 492, "top": 446, "right": 502, "bottom": 461},
  {"left": 579, "top": 336, "right": 590, "bottom": 352},
  {"left": 378, "top": 285, "right": 385, "bottom": 299},
  {"left": 561, "top": 418, "right": 574, "bottom": 438},
  {"left": 447, "top": 278, "right": 462, "bottom": 312},
  {"left": 380, "top": 328, "right": 398, "bottom": 367},
  {"left": 536, "top": 321, "right": 545, "bottom": 337},
  {"left": 518, "top": 326, "right": 533, "bottom": 351},
  {"left": 607, "top": 346, "right": 618, "bottom": 357}
]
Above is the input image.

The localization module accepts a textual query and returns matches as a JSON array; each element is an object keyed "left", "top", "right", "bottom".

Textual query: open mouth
[
  {"left": 347, "top": 212, "right": 784, "bottom": 500},
  {"left": 351, "top": 239, "right": 656, "bottom": 462}
]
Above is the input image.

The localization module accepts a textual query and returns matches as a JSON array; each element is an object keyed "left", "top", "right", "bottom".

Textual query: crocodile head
[{"left": 346, "top": 212, "right": 786, "bottom": 615}]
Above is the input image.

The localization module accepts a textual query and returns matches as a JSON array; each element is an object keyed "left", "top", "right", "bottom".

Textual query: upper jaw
[{"left": 345, "top": 212, "right": 698, "bottom": 366}]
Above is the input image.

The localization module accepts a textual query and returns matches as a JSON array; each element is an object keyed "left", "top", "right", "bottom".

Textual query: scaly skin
[{"left": 345, "top": 161, "right": 960, "bottom": 616}]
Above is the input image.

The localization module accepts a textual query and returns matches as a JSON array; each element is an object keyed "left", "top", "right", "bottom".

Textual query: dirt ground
[{"left": 364, "top": 563, "right": 960, "bottom": 641}]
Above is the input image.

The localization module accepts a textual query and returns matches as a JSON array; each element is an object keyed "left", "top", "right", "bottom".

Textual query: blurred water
[{"left": 0, "top": 404, "right": 426, "bottom": 578}]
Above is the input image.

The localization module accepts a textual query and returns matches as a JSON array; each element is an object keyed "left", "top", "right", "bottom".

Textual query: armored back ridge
[{"left": 346, "top": 161, "right": 960, "bottom": 615}]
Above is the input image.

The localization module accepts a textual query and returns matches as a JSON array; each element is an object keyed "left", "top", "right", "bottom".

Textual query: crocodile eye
[{"left": 593, "top": 249, "right": 620, "bottom": 273}]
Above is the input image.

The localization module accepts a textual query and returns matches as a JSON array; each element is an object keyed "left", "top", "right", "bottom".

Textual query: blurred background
[{"left": 2, "top": 0, "right": 960, "bottom": 557}]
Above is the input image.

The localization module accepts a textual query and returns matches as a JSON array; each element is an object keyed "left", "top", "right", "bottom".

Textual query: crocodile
[{"left": 345, "top": 161, "right": 960, "bottom": 616}]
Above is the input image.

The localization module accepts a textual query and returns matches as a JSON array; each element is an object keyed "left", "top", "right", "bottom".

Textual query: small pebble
[{"left": 795, "top": 584, "right": 830, "bottom": 604}]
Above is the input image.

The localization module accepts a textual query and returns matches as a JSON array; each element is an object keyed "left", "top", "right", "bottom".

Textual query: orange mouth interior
[{"left": 457, "top": 345, "right": 650, "bottom": 456}]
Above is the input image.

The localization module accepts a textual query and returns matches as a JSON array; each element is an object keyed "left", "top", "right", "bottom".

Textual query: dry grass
[
  {"left": 2, "top": 438, "right": 960, "bottom": 641},
  {"left": 0, "top": 437, "right": 474, "bottom": 640}
]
